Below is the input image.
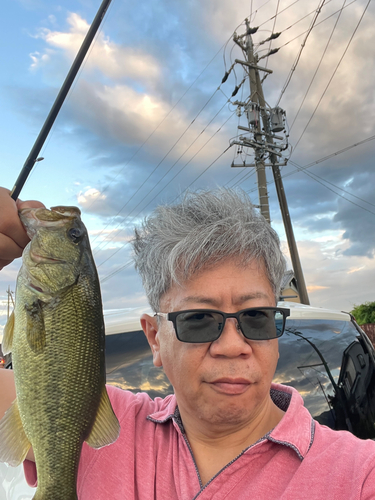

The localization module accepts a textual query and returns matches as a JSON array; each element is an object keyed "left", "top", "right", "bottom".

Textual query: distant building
[{"left": 279, "top": 270, "right": 300, "bottom": 303}]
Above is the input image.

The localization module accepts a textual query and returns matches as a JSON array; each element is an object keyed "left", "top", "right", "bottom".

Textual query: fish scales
[{"left": 0, "top": 206, "right": 120, "bottom": 500}]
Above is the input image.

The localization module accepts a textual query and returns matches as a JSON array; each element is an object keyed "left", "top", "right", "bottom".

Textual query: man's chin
[{"left": 194, "top": 398, "right": 254, "bottom": 428}]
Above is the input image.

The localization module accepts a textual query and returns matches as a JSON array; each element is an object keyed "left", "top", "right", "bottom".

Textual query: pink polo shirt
[{"left": 24, "top": 383, "right": 375, "bottom": 499}]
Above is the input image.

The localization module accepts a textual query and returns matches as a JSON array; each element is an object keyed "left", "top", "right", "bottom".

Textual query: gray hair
[{"left": 132, "top": 188, "right": 286, "bottom": 311}]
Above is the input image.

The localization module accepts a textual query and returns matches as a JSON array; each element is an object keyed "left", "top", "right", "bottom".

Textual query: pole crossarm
[{"left": 234, "top": 59, "right": 273, "bottom": 74}]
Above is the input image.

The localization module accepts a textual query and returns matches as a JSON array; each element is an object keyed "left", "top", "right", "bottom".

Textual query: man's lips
[{"left": 207, "top": 378, "right": 251, "bottom": 395}]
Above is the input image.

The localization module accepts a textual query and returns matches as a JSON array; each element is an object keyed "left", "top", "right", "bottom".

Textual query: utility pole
[
  {"left": 231, "top": 24, "right": 271, "bottom": 223},
  {"left": 7, "top": 286, "right": 14, "bottom": 319},
  {"left": 225, "top": 19, "right": 310, "bottom": 305}
]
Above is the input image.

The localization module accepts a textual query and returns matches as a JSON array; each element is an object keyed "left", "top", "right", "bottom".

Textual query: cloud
[
  {"left": 2, "top": 0, "right": 375, "bottom": 317},
  {"left": 78, "top": 187, "right": 106, "bottom": 205},
  {"left": 347, "top": 266, "right": 365, "bottom": 274},
  {"left": 307, "top": 285, "right": 330, "bottom": 293},
  {"left": 32, "top": 13, "right": 160, "bottom": 83},
  {"left": 284, "top": 238, "right": 375, "bottom": 311},
  {"left": 29, "top": 51, "right": 51, "bottom": 69}
]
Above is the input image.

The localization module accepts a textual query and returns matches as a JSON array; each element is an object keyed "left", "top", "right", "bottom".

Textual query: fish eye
[{"left": 68, "top": 227, "right": 83, "bottom": 243}]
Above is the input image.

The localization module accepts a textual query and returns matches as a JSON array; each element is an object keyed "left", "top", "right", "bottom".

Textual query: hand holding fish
[
  {"left": 0, "top": 203, "right": 120, "bottom": 500},
  {"left": 0, "top": 187, "right": 45, "bottom": 270}
]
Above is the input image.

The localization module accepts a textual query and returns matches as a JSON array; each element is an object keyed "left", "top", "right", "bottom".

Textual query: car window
[
  {"left": 104, "top": 318, "right": 375, "bottom": 438},
  {"left": 276, "top": 318, "right": 375, "bottom": 437}
]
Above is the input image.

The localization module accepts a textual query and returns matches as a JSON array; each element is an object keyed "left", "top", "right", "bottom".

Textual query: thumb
[{"left": 17, "top": 199, "right": 46, "bottom": 210}]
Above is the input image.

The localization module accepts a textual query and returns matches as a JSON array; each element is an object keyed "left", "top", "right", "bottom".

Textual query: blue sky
[{"left": 1, "top": 0, "right": 375, "bottom": 335}]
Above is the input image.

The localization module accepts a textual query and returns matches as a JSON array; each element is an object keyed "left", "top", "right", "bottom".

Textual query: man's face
[{"left": 142, "top": 259, "right": 279, "bottom": 429}]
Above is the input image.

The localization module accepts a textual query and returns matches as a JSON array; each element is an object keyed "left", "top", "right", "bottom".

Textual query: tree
[{"left": 351, "top": 302, "right": 375, "bottom": 325}]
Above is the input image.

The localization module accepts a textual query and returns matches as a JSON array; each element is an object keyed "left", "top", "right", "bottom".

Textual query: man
[{"left": 0, "top": 186, "right": 375, "bottom": 499}]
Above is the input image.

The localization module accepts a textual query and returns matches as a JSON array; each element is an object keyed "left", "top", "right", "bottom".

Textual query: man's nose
[{"left": 209, "top": 318, "right": 253, "bottom": 357}]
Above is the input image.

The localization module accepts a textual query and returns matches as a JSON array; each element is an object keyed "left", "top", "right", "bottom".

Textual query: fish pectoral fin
[
  {"left": 85, "top": 387, "right": 120, "bottom": 449},
  {"left": 2, "top": 310, "right": 15, "bottom": 354},
  {"left": 25, "top": 300, "right": 46, "bottom": 354},
  {"left": 0, "top": 399, "right": 31, "bottom": 467}
]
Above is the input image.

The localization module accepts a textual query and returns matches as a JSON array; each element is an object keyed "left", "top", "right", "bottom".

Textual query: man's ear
[{"left": 141, "top": 314, "right": 162, "bottom": 367}]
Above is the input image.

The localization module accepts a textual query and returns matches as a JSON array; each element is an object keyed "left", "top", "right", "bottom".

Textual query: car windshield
[{"left": 276, "top": 319, "right": 358, "bottom": 425}]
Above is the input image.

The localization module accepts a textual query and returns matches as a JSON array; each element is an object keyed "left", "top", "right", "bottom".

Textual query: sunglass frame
[{"left": 157, "top": 307, "right": 290, "bottom": 343}]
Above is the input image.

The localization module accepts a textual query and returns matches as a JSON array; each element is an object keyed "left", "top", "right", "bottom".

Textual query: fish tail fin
[{"left": 0, "top": 399, "right": 31, "bottom": 466}]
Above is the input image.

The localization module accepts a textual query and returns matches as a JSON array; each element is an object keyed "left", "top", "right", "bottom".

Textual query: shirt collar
[
  {"left": 267, "top": 383, "right": 315, "bottom": 460},
  {"left": 147, "top": 394, "right": 179, "bottom": 424},
  {"left": 147, "top": 383, "right": 315, "bottom": 460}
]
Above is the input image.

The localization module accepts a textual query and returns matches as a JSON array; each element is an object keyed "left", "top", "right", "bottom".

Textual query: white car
[{"left": 1, "top": 302, "right": 375, "bottom": 498}]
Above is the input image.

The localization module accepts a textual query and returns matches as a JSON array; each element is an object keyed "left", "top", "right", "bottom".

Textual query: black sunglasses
[{"left": 155, "top": 307, "right": 290, "bottom": 343}]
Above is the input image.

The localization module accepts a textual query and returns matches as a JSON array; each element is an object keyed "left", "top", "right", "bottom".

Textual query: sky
[{"left": 1, "top": 0, "right": 375, "bottom": 336}]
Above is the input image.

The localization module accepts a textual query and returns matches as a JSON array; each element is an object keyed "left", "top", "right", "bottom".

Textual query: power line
[
  {"left": 288, "top": 159, "right": 375, "bottom": 216},
  {"left": 130, "top": 115, "right": 236, "bottom": 219},
  {"left": 126, "top": 102, "right": 231, "bottom": 219},
  {"left": 272, "top": 0, "right": 334, "bottom": 32},
  {"left": 156, "top": 142, "right": 234, "bottom": 210},
  {"left": 93, "top": 99, "right": 231, "bottom": 259},
  {"left": 100, "top": 260, "right": 133, "bottom": 283},
  {"left": 291, "top": 0, "right": 372, "bottom": 153},
  {"left": 231, "top": 168, "right": 257, "bottom": 189},
  {"left": 289, "top": 159, "right": 375, "bottom": 208},
  {"left": 96, "top": 112, "right": 236, "bottom": 268},
  {"left": 277, "top": 0, "right": 357, "bottom": 50},
  {"left": 264, "top": 0, "right": 280, "bottom": 69},
  {"left": 92, "top": 89, "right": 225, "bottom": 254},
  {"left": 289, "top": 0, "right": 347, "bottom": 131},
  {"left": 258, "top": 0, "right": 304, "bottom": 28},
  {"left": 276, "top": 0, "right": 326, "bottom": 107},
  {"left": 96, "top": 143, "right": 233, "bottom": 277},
  {"left": 89, "top": 26, "right": 245, "bottom": 246},
  {"left": 247, "top": 133, "right": 375, "bottom": 192}
]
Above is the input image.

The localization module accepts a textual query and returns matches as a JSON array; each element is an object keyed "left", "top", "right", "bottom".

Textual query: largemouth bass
[{"left": 0, "top": 206, "right": 120, "bottom": 500}]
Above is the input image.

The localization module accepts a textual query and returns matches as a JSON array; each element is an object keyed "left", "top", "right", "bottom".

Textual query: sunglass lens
[
  {"left": 175, "top": 311, "right": 223, "bottom": 343},
  {"left": 239, "top": 309, "right": 283, "bottom": 340}
]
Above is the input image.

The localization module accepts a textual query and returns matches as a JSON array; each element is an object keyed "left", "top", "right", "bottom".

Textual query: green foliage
[{"left": 351, "top": 301, "right": 375, "bottom": 325}]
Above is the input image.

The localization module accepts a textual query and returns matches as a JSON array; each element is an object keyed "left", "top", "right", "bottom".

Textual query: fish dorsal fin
[
  {"left": 0, "top": 399, "right": 31, "bottom": 467},
  {"left": 25, "top": 301, "right": 46, "bottom": 354},
  {"left": 2, "top": 310, "right": 15, "bottom": 354},
  {"left": 85, "top": 387, "right": 120, "bottom": 449}
]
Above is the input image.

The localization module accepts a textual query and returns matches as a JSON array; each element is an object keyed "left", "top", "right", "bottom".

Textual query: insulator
[
  {"left": 232, "top": 85, "right": 240, "bottom": 97},
  {"left": 269, "top": 32, "right": 281, "bottom": 41},
  {"left": 268, "top": 48, "right": 279, "bottom": 56},
  {"left": 247, "top": 26, "right": 258, "bottom": 35},
  {"left": 221, "top": 71, "right": 229, "bottom": 84}
]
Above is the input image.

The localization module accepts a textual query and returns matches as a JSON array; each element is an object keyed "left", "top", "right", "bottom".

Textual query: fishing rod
[{"left": 10, "top": 0, "right": 113, "bottom": 201}]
